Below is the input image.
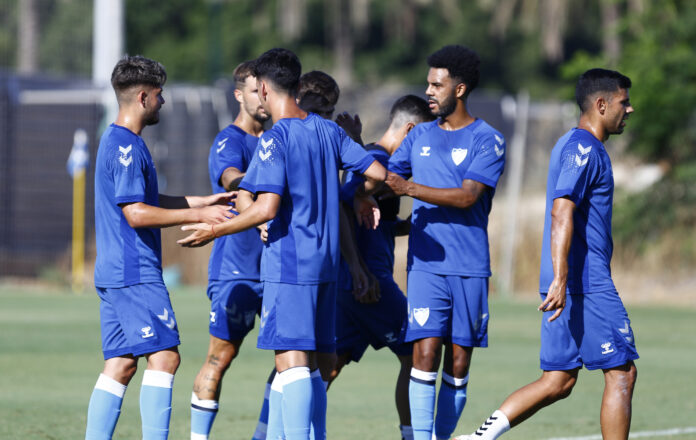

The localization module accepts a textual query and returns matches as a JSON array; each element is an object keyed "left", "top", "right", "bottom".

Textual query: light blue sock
[
  {"left": 140, "top": 370, "right": 174, "bottom": 440},
  {"left": 309, "top": 369, "right": 327, "bottom": 440},
  {"left": 253, "top": 369, "right": 276, "bottom": 440},
  {"left": 280, "top": 367, "right": 313, "bottom": 440},
  {"left": 85, "top": 374, "right": 127, "bottom": 440},
  {"left": 191, "top": 392, "right": 218, "bottom": 439},
  {"left": 266, "top": 372, "right": 284, "bottom": 440},
  {"left": 433, "top": 372, "right": 468, "bottom": 439},
  {"left": 409, "top": 368, "right": 437, "bottom": 440}
]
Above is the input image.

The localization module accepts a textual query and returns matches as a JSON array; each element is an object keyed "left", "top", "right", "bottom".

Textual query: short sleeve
[
  {"left": 554, "top": 141, "right": 598, "bottom": 204},
  {"left": 339, "top": 129, "right": 374, "bottom": 174},
  {"left": 388, "top": 127, "right": 416, "bottom": 179},
  {"left": 239, "top": 132, "right": 286, "bottom": 196},
  {"left": 463, "top": 132, "right": 506, "bottom": 188},
  {"left": 112, "top": 144, "right": 148, "bottom": 205},
  {"left": 211, "top": 133, "right": 245, "bottom": 186}
]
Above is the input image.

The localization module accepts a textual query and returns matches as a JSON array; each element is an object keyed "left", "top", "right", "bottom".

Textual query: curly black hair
[{"left": 427, "top": 45, "right": 480, "bottom": 98}]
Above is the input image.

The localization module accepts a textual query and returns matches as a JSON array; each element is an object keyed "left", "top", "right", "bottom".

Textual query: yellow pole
[{"left": 72, "top": 168, "right": 86, "bottom": 293}]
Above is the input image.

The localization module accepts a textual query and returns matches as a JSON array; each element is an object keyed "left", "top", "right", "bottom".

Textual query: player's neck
[
  {"left": 114, "top": 110, "right": 145, "bottom": 136},
  {"left": 437, "top": 103, "right": 475, "bottom": 131},
  {"left": 578, "top": 114, "right": 608, "bottom": 142},
  {"left": 234, "top": 112, "right": 265, "bottom": 137},
  {"left": 377, "top": 130, "right": 400, "bottom": 155},
  {"left": 269, "top": 94, "right": 307, "bottom": 123}
]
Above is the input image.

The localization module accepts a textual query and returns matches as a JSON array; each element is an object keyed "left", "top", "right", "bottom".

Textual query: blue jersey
[
  {"left": 94, "top": 124, "right": 163, "bottom": 288},
  {"left": 539, "top": 128, "right": 616, "bottom": 294},
  {"left": 240, "top": 113, "right": 375, "bottom": 284},
  {"left": 342, "top": 144, "right": 399, "bottom": 279},
  {"left": 207, "top": 125, "right": 263, "bottom": 281},
  {"left": 389, "top": 119, "right": 505, "bottom": 277}
]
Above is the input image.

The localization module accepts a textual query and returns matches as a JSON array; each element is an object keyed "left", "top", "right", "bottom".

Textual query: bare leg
[
  {"left": 600, "top": 362, "right": 637, "bottom": 440},
  {"left": 192, "top": 335, "right": 242, "bottom": 400},
  {"left": 499, "top": 369, "right": 579, "bottom": 426}
]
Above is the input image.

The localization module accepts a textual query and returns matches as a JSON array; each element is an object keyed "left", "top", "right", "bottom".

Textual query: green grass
[{"left": 0, "top": 284, "right": 694, "bottom": 439}]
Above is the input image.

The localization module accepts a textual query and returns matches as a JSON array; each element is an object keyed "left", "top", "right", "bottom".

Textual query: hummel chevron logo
[
  {"left": 494, "top": 143, "right": 505, "bottom": 157},
  {"left": 259, "top": 137, "right": 273, "bottom": 161},
  {"left": 259, "top": 306, "right": 270, "bottom": 328},
  {"left": 618, "top": 320, "right": 630, "bottom": 334},
  {"left": 156, "top": 308, "right": 176, "bottom": 329},
  {"left": 420, "top": 146, "right": 431, "bottom": 156},
  {"left": 575, "top": 143, "right": 592, "bottom": 167},
  {"left": 495, "top": 134, "right": 503, "bottom": 144},
  {"left": 216, "top": 137, "right": 228, "bottom": 153},
  {"left": 118, "top": 145, "right": 132, "bottom": 167},
  {"left": 210, "top": 311, "right": 216, "bottom": 323},
  {"left": 474, "top": 415, "right": 498, "bottom": 436},
  {"left": 577, "top": 143, "right": 592, "bottom": 155}
]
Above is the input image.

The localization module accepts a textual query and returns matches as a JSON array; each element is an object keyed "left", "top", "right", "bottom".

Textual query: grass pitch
[{"left": 0, "top": 284, "right": 694, "bottom": 439}]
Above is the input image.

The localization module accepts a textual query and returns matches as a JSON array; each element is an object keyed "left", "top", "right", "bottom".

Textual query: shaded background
[{"left": 0, "top": 0, "right": 694, "bottom": 303}]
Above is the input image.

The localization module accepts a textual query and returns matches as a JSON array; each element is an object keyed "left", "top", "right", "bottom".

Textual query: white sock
[{"left": 473, "top": 410, "right": 510, "bottom": 439}]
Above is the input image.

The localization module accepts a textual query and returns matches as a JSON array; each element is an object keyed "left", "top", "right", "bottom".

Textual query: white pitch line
[{"left": 547, "top": 427, "right": 696, "bottom": 440}]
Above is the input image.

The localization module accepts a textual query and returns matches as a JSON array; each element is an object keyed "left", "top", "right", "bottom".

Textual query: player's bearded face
[
  {"left": 426, "top": 68, "right": 458, "bottom": 118},
  {"left": 143, "top": 87, "right": 164, "bottom": 126},
  {"left": 242, "top": 76, "right": 270, "bottom": 123}
]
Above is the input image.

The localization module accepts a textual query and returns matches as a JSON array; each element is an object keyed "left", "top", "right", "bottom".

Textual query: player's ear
[
  {"left": 233, "top": 88, "right": 244, "bottom": 104},
  {"left": 137, "top": 89, "right": 148, "bottom": 108},
  {"left": 596, "top": 95, "right": 607, "bottom": 115},
  {"left": 405, "top": 121, "right": 416, "bottom": 133},
  {"left": 455, "top": 83, "right": 467, "bottom": 99}
]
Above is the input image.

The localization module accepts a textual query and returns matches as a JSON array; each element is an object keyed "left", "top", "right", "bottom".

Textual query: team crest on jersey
[
  {"left": 451, "top": 148, "right": 468, "bottom": 165},
  {"left": 259, "top": 137, "right": 273, "bottom": 161},
  {"left": 216, "top": 137, "right": 228, "bottom": 153},
  {"left": 156, "top": 308, "right": 176, "bottom": 330},
  {"left": 141, "top": 326, "right": 154, "bottom": 339},
  {"left": 601, "top": 342, "right": 614, "bottom": 355},
  {"left": 413, "top": 307, "right": 430, "bottom": 327},
  {"left": 118, "top": 145, "right": 133, "bottom": 167},
  {"left": 420, "top": 146, "right": 431, "bottom": 157},
  {"left": 575, "top": 143, "right": 592, "bottom": 167}
]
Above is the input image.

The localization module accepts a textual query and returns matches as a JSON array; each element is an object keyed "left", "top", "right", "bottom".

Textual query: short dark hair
[
  {"left": 111, "top": 55, "right": 166, "bottom": 97},
  {"left": 233, "top": 60, "right": 257, "bottom": 90},
  {"left": 253, "top": 48, "right": 302, "bottom": 95},
  {"left": 427, "top": 45, "right": 480, "bottom": 98},
  {"left": 389, "top": 95, "right": 434, "bottom": 127},
  {"left": 575, "top": 68, "right": 632, "bottom": 112},
  {"left": 298, "top": 71, "right": 340, "bottom": 107}
]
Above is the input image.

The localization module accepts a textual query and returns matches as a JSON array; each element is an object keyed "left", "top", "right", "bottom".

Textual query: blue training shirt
[
  {"left": 240, "top": 113, "right": 375, "bottom": 285},
  {"left": 342, "top": 144, "right": 400, "bottom": 279},
  {"left": 389, "top": 119, "right": 506, "bottom": 277},
  {"left": 207, "top": 125, "right": 263, "bottom": 281},
  {"left": 94, "top": 124, "right": 163, "bottom": 288},
  {"left": 539, "top": 128, "right": 616, "bottom": 294}
]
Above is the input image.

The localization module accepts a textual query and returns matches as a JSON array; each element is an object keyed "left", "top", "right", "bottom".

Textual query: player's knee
[
  {"left": 147, "top": 349, "right": 181, "bottom": 374},
  {"left": 103, "top": 357, "right": 138, "bottom": 383},
  {"left": 548, "top": 376, "right": 576, "bottom": 401},
  {"left": 414, "top": 346, "right": 440, "bottom": 371}
]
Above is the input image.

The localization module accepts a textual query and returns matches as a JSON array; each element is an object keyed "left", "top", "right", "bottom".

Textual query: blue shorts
[
  {"left": 405, "top": 271, "right": 489, "bottom": 347},
  {"left": 97, "top": 282, "right": 180, "bottom": 360},
  {"left": 207, "top": 279, "right": 263, "bottom": 341},
  {"left": 540, "top": 291, "right": 639, "bottom": 371},
  {"left": 257, "top": 281, "right": 336, "bottom": 353},
  {"left": 336, "top": 276, "right": 412, "bottom": 363}
]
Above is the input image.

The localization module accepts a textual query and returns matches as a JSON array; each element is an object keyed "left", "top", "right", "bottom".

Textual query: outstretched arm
[
  {"left": 121, "top": 201, "right": 232, "bottom": 229},
  {"left": 538, "top": 197, "right": 575, "bottom": 322},
  {"left": 178, "top": 191, "right": 280, "bottom": 247},
  {"left": 385, "top": 172, "right": 487, "bottom": 209}
]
